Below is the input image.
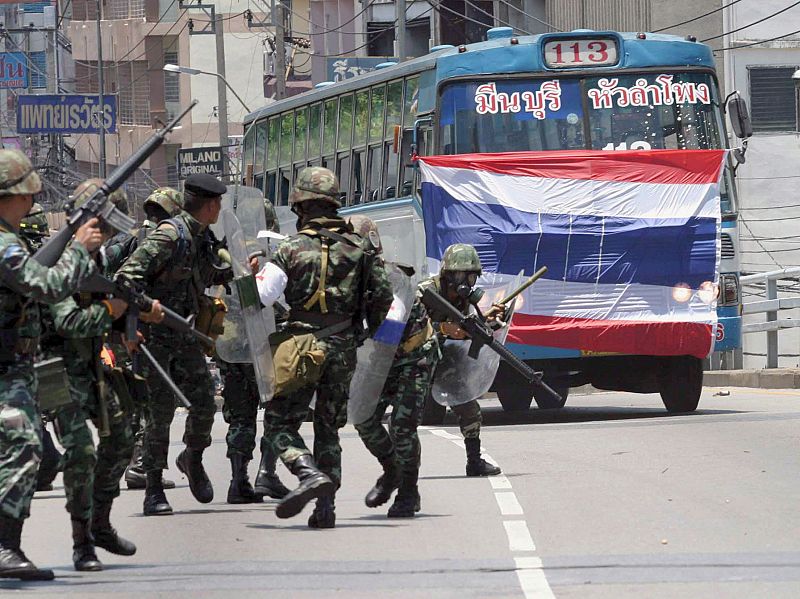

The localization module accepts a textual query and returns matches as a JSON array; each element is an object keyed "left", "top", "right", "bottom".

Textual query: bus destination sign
[{"left": 543, "top": 38, "right": 618, "bottom": 69}]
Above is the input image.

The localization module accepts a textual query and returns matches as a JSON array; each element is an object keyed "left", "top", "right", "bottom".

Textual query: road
[{"left": 4, "top": 387, "right": 799, "bottom": 598}]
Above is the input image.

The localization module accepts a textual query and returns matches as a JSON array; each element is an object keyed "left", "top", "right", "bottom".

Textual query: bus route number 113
[{"left": 543, "top": 38, "right": 618, "bottom": 69}]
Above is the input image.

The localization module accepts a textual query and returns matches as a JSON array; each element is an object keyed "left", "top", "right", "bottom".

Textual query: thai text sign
[
  {"left": 177, "top": 146, "right": 224, "bottom": 179},
  {"left": 16, "top": 94, "right": 117, "bottom": 133},
  {"left": 0, "top": 52, "right": 28, "bottom": 88}
]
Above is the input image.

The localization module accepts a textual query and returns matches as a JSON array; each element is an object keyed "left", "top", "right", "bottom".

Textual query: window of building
[
  {"left": 367, "top": 22, "right": 394, "bottom": 57},
  {"left": 116, "top": 61, "right": 151, "bottom": 126},
  {"left": 108, "top": 0, "right": 146, "bottom": 19},
  {"left": 749, "top": 66, "right": 797, "bottom": 133},
  {"left": 29, "top": 51, "right": 47, "bottom": 88}
]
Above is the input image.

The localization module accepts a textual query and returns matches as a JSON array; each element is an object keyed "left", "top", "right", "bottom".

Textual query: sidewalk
[{"left": 704, "top": 368, "right": 800, "bottom": 389}]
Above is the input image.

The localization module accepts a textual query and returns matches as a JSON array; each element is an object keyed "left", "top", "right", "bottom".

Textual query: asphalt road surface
[{"left": 4, "top": 387, "right": 799, "bottom": 598}]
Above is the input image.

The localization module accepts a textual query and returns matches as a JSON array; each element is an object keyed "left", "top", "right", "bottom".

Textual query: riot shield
[
  {"left": 221, "top": 208, "right": 275, "bottom": 404},
  {"left": 347, "top": 263, "right": 416, "bottom": 424},
  {"left": 213, "top": 187, "right": 269, "bottom": 363},
  {"left": 431, "top": 273, "right": 523, "bottom": 407}
]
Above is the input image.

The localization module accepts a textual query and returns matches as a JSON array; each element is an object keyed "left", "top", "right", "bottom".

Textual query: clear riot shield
[
  {"left": 213, "top": 187, "right": 269, "bottom": 363},
  {"left": 347, "top": 263, "right": 416, "bottom": 424},
  {"left": 432, "top": 272, "right": 523, "bottom": 407},
  {"left": 221, "top": 208, "right": 275, "bottom": 404}
]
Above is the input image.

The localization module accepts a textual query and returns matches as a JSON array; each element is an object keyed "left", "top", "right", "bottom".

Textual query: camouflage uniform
[
  {"left": 420, "top": 243, "right": 501, "bottom": 477},
  {"left": 106, "top": 188, "right": 183, "bottom": 491},
  {"left": 0, "top": 149, "right": 94, "bottom": 580},
  {"left": 257, "top": 167, "right": 393, "bottom": 527},
  {"left": 222, "top": 197, "right": 288, "bottom": 503},
  {"left": 116, "top": 174, "right": 231, "bottom": 515}
]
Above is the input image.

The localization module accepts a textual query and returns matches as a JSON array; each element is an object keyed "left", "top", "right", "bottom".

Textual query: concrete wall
[{"left": 724, "top": 1, "right": 800, "bottom": 368}]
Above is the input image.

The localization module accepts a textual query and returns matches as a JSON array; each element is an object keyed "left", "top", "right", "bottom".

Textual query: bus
[{"left": 240, "top": 27, "right": 747, "bottom": 416}]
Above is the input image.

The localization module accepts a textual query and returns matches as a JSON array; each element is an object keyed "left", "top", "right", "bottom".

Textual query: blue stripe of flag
[{"left": 421, "top": 181, "right": 717, "bottom": 289}]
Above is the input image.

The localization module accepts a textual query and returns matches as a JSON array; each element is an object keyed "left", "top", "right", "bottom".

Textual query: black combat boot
[
  {"left": 176, "top": 448, "right": 214, "bottom": 504},
  {"left": 275, "top": 455, "right": 335, "bottom": 519},
  {"left": 307, "top": 495, "right": 336, "bottom": 529},
  {"left": 125, "top": 443, "right": 175, "bottom": 490},
  {"left": 143, "top": 470, "right": 173, "bottom": 516},
  {"left": 71, "top": 519, "right": 102, "bottom": 571},
  {"left": 35, "top": 428, "right": 61, "bottom": 492},
  {"left": 387, "top": 470, "right": 421, "bottom": 519},
  {"left": 91, "top": 502, "right": 136, "bottom": 556},
  {"left": 365, "top": 455, "right": 400, "bottom": 508},
  {"left": 227, "top": 454, "right": 262, "bottom": 504},
  {"left": 464, "top": 438, "right": 501, "bottom": 477},
  {"left": 0, "top": 516, "right": 54, "bottom": 580},
  {"left": 253, "top": 438, "right": 290, "bottom": 499}
]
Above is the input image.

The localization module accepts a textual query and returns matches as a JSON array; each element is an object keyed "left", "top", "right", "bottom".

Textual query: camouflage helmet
[
  {"left": 346, "top": 214, "right": 382, "bottom": 254},
  {"left": 288, "top": 166, "right": 340, "bottom": 207},
  {"left": 0, "top": 149, "right": 41, "bottom": 197},
  {"left": 19, "top": 202, "right": 49, "bottom": 238},
  {"left": 144, "top": 187, "right": 183, "bottom": 219},
  {"left": 441, "top": 243, "right": 482, "bottom": 273},
  {"left": 72, "top": 178, "right": 129, "bottom": 214}
]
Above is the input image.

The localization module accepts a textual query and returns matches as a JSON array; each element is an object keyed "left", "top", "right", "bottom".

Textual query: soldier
[
  {"left": 222, "top": 198, "right": 289, "bottom": 504},
  {"left": 16, "top": 205, "right": 64, "bottom": 494},
  {"left": 254, "top": 167, "right": 393, "bottom": 528},
  {"left": 116, "top": 173, "right": 233, "bottom": 516},
  {"left": 44, "top": 180, "right": 160, "bottom": 571},
  {"left": 0, "top": 149, "right": 102, "bottom": 580},
  {"left": 111, "top": 188, "right": 183, "bottom": 491},
  {"left": 420, "top": 244, "right": 502, "bottom": 477},
  {"left": 349, "top": 216, "right": 438, "bottom": 518}
]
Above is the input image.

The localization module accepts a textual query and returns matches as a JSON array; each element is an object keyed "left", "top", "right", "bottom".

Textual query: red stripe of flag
[
  {"left": 420, "top": 149, "right": 727, "bottom": 186},
  {"left": 509, "top": 313, "right": 714, "bottom": 359}
]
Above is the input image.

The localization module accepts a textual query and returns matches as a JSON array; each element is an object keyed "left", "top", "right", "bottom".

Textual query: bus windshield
[{"left": 439, "top": 72, "right": 722, "bottom": 154}]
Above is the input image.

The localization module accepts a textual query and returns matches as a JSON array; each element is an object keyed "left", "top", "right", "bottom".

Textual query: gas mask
[{"left": 443, "top": 271, "right": 484, "bottom": 305}]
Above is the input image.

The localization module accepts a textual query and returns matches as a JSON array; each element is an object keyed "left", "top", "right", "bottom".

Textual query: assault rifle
[
  {"left": 421, "top": 286, "right": 563, "bottom": 405},
  {"left": 33, "top": 101, "right": 198, "bottom": 267},
  {"left": 80, "top": 272, "right": 214, "bottom": 348}
]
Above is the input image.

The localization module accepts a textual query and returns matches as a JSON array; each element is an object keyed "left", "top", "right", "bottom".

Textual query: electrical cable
[
  {"left": 716, "top": 24, "right": 800, "bottom": 51},
  {"left": 702, "top": 1, "right": 800, "bottom": 42},
  {"left": 459, "top": 0, "right": 532, "bottom": 36},
  {"left": 739, "top": 218, "right": 784, "bottom": 267},
  {"left": 496, "top": 0, "right": 562, "bottom": 32},
  {"left": 652, "top": 0, "right": 744, "bottom": 33}
]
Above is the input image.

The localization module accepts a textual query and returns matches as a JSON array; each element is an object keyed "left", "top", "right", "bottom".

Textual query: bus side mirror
[{"left": 727, "top": 95, "right": 753, "bottom": 139}]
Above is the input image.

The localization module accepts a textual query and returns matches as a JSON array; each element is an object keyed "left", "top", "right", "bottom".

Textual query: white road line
[
  {"left": 495, "top": 491, "right": 524, "bottom": 516},
  {"left": 503, "top": 520, "right": 536, "bottom": 552},
  {"left": 514, "top": 557, "right": 556, "bottom": 599},
  {"left": 489, "top": 475, "right": 512, "bottom": 490},
  {"left": 427, "top": 428, "right": 462, "bottom": 441}
]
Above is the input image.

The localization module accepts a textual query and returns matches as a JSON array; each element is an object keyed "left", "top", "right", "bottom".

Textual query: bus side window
[
  {"left": 278, "top": 168, "right": 291, "bottom": 206},
  {"left": 265, "top": 171, "right": 277, "bottom": 204},
  {"left": 399, "top": 128, "right": 414, "bottom": 195},
  {"left": 383, "top": 141, "right": 398, "bottom": 199},
  {"left": 352, "top": 150, "right": 365, "bottom": 205},
  {"left": 336, "top": 153, "right": 352, "bottom": 205},
  {"left": 367, "top": 145, "right": 382, "bottom": 202}
]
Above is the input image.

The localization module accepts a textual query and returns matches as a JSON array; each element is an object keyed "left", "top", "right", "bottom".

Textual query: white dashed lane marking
[{"left": 424, "top": 427, "right": 555, "bottom": 598}]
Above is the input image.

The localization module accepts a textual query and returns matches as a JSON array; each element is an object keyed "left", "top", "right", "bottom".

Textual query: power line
[
  {"left": 740, "top": 202, "right": 800, "bottom": 210},
  {"left": 702, "top": 1, "right": 800, "bottom": 43},
  {"left": 653, "top": 0, "right": 744, "bottom": 33},
  {"left": 739, "top": 218, "right": 784, "bottom": 268},
  {"left": 716, "top": 24, "right": 800, "bottom": 52},
  {"left": 497, "top": 0, "right": 562, "bottom": 32}
]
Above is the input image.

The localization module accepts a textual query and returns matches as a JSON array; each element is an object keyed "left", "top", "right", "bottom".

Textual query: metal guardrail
[{"left": 740, "top": 267, "right": 800, "bottom": 368}]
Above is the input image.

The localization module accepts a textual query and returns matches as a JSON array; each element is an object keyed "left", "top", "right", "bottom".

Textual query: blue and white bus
[{"left": 240, "top": 28, "right": 747, "bottom": 415}]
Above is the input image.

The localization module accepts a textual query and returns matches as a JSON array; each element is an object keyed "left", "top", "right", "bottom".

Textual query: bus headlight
[
  {"left": 672, "top": 283, "right": 692, "bottom": 303},
  {"left": 719, "top": 273, "right": 739, "bottom": 306},
  {"left": 697, "top": 281, "right": 718, "bottom": 305}
]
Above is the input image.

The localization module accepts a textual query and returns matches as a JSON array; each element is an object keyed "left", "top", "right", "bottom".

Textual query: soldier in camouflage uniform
[
  {"left": 0, "top": 149, "right": 102, "bottom": 580},
  {"left": 421, "top": 244, "right": 502, "bottom": 477},
  {"left": 255, "top": 167, "right": 393, "bottom": 528},
  {"left": 349, "top": 216, "right": 439, "bottom": 518},
  {"left": 117, "top": 174, "right": 232, "bottom": 516},
  {"left": 43, "top": 179, "right": 153, "bottom": 571},
  {"left": 221, "top": 198, "right": 289, "bottom": 504},
  {"left": 16, "top": 204, "right": 64, "bottom": 494},
  {"left": 110, "top": 188, "right": 183, "bottom": 491}
]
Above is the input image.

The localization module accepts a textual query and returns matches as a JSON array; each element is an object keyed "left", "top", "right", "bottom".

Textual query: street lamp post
[{"left": 164, "top": 63, "right": 251, "bottom": 179}]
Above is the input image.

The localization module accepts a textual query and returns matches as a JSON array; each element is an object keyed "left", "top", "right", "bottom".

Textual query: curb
[{"left": 703, "top": 369, "right": 800, "bottom": 389}]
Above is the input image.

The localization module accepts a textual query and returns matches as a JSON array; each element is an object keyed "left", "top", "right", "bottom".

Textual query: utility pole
[
  {"left": 396, "top": 0, "right": 406, "bottom": 62},
  {"left": 214, "top": 12, "right": 229, "bottom": 175},
  {"left": 272, "top": 0, "right": 286, "bottom": 99},
  {"left": 96, "top": 0, "right": 106, "bottom": 177}
]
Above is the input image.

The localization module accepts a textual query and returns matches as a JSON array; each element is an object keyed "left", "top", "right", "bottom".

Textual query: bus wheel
[
  {"left": 659, "top": 356, "right": 703, "bottom": 413},
  {"left": 497, "top": 385, "right": 534, "bottom": 412},
  {"left": 533, "top": 385, "right": 569, "bottom": 410},
  {"left": 420, "top": 393, "right": 447, "bottom": 425}
]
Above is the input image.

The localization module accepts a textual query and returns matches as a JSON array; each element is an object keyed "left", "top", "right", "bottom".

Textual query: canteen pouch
[
  {"left": 196, "top": 295, "right": 228, "bottom": 354},
  {"left": 35, "top": 357, "right": 72, "bottom": 413},
  {"left": 269, "top": 331, "right": 326, "bottom": 397}
]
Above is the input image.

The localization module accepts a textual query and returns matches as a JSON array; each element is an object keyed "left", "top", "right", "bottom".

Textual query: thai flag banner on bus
[{"left": 419, "top": 149, "right": 727, "bottom": 359}]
